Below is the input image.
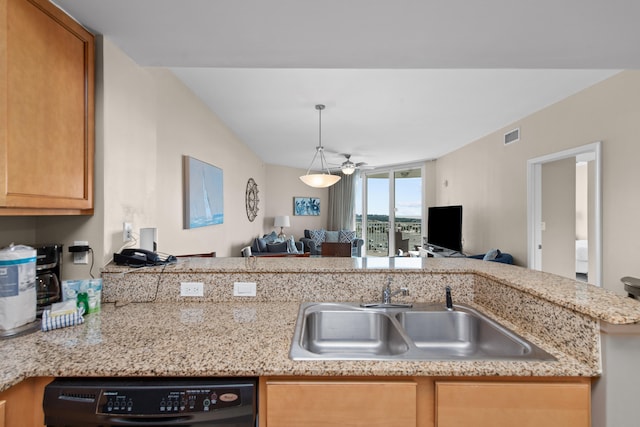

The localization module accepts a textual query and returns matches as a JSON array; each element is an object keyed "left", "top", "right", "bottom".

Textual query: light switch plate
[{"left": 234, "top": 282, "right": 257, "bottom": 297}]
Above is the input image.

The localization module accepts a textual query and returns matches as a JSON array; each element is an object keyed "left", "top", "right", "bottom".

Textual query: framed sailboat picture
[{"left": 183, "top": 155, "right": 224, "bottom": 229}]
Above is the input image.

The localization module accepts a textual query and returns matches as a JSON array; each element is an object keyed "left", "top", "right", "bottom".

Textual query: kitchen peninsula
[{"left": 1, "top": 257, "right": 639, "bottom": 426}]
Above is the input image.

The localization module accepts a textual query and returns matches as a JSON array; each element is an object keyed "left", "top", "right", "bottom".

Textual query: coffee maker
[{"left": 33, "top": 244, "right": 63, "bottom": 315}]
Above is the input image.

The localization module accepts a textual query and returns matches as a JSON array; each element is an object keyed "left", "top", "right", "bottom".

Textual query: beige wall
[
  {"left": 100, "top": 37, "right": 157, "bottom": 264},
  {"left": 265, "top": 164, "right": 328, "bottom": 240},
  {"left": 150, "top": 68, "right": 267, "bottom": 257},
  {"left": 435, "top": 70, "right": 640, "bottom": 293}
]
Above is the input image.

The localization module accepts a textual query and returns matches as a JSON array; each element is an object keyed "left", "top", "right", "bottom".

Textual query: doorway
[{"left": 527, "top": 142, "right": 602, "bottom": 286}]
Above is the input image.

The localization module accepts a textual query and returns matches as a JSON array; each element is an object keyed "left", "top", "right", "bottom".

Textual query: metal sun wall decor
[
  {"left": 245, "top": 178, "right": 259, "bottom": 222},
  {"left": 183, "top": 155, "right": 224, "bottom": 229},
  {"left": 293, "top": 197, "right": 320, "bottom": 216}
]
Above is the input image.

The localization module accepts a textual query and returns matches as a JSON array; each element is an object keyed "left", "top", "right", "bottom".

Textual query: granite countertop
[
  {"left": 0, "top": 300, "right": 597, "bottom": 393},
  {"left": 103, "top": 257, "right": 640, "bottom": 325}
]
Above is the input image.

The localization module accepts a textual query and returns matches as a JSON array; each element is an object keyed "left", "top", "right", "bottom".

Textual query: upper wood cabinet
[{"left": 0, "top": 0, "right": 94, "bottom": 215}]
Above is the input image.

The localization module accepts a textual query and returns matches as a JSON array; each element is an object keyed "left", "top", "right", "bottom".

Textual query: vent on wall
[{"left": 504, "top": 128, "right": 520, "bottom": 145}]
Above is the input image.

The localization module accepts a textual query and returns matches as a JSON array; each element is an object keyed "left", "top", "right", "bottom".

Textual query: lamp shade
[
  {"left": 274, "top": 215, "right": 290, "bottom": 228},
  {"left": 299, "top": 173, "right": 341, "bottom": 188}
]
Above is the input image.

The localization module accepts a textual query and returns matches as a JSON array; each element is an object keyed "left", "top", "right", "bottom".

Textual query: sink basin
[
  {"left": 396, "top": 310, "right": 542, "bottom": 358},
  {"left": 290, "top": 302, "right": 555, "bottom": 361},
  {"left": 301, "top": 310, "right": 409, "bottom": 356}
]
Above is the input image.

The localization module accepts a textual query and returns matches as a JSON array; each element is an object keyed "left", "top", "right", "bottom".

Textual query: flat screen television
[{"left": 427, "top": 205, "right": 463, "bottom": 252}]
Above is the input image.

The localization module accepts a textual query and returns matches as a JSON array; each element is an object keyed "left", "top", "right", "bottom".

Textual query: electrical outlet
[
  {"left": 73, "top": 240, "right": 89, "bottom": 264},
  {"left": 123, "top": 222, "right": 133, "bottom": 242},
  {"left": 233, "top": 282, "right": 257, "bottom": 297},
  {"left": 180, "top": 282, "right": 204, "bottom": 297}
]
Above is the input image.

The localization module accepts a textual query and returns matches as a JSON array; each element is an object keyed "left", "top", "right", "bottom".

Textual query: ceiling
[{"left": 52, "top": 0, "right": 635, "bottom": 169}]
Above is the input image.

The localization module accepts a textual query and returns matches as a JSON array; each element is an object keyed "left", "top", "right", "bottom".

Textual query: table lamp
[{"left": 274, "top": 215, "right": 290, "bottom": 239}]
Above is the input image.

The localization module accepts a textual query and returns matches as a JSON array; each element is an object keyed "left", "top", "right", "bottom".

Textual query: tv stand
[{"left": 419, "top": 246, "right": 466, "bottom": 258}]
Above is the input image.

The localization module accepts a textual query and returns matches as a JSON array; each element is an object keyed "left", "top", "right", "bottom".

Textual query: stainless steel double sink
[{"left": 289, "top": 302, "right": 555, "bottom": 361}]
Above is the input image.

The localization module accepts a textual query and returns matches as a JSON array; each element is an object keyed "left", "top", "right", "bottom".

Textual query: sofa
[
  {"left": 467, "top": 249, "right": 514, "bottom": 264},
  {"left": 299, "top": 229, "right": 364, "bottom": 257},
  {"left": 243, "top": 232, "right": 304, "bottom": 257}
]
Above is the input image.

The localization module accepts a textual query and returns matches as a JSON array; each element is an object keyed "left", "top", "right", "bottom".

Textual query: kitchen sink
[
  {"left": 301, "top": 310, "right": 409, "bottom": 356},
  {"left": 290, "top": 302, "right": 556, "bottom": 361}
]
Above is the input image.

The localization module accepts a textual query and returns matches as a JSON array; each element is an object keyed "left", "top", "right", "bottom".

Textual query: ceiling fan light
[
  {"left": 299, "top": 173, "right": 341, "bottom": 188},
  {"left": 341, "top": 161, "right": 356, "bottom": 175}
]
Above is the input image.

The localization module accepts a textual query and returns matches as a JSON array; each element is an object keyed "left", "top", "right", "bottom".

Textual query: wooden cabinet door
[
  {"left": 435, "top": 381, "right": 590, "bottom": 427},
  {"left": 0, "top": 0, "right": 94, "bottom": 215},
  {"left": 0, "top": 400, "right": 5, "bottom": 427},
  {"left": 266, "top": 380, "right": 417, "bottom": 427},
  {"left": 0, "top": 377, "right": 53, "bottom": 427}
]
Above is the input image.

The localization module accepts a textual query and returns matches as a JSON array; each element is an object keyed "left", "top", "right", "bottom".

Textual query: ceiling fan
[{"left": 330, "top": 154, "right": 369, "bottom": 175}]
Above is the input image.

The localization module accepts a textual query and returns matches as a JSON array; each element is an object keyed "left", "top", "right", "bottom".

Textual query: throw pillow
[
  {"left": 339, "top": 230, "right": 356, "bottom": 243},
  {"left": 253, "top": 237, "right": 267, "bottom": 253},
  {"left": 267, "top": 242, "right": 287, "bottom": 253},
  {"left": 325, "top": 230, "right": 340, "bottom": 242},
  {"left": 309, "top": 229, "right": 326, "bottom": 248},
  {"left": 287, "top": 236, "right": 300, "bottom": 254},
  {"left": 264, "top": 231, "right": 278, "bottom": 243},
  {"left": 483, "top": 248, "right": 501, "bottom": 261}
]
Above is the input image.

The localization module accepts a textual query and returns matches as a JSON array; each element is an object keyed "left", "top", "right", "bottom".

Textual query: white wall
[{"left": 435, "top": 70, "right": 640, "bottom": 293}]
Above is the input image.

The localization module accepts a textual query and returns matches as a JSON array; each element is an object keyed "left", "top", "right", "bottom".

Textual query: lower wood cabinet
[
  {"left": 0, "top": 377, "right": 53, "bottom": 427},
  {"left": 435, "top": 381, "right": 591, "bottom": 427},
  {"left": 261, "top": 377, "right": 591, "bottom": 427},
  {"left": 264, "top": 379, "right": 418, "bottom": 427}
]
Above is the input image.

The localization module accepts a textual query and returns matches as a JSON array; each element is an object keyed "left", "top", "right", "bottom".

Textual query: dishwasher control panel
[{"left": 98, "top": 385, "right": 242, "bottom": 415}]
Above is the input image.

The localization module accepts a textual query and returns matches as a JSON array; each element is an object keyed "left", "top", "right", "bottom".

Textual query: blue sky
[{"left": 356, "top": 176, "right": 422, "bottom": 218}]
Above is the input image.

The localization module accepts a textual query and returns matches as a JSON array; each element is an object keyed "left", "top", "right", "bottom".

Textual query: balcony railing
[{"left": 355, "top": 220, "right": 422, "bottom": 256}]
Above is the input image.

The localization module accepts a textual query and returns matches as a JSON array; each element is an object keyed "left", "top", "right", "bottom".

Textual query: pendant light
[{"left": 299, "top": 104, "right": 341, "bottom": 188}]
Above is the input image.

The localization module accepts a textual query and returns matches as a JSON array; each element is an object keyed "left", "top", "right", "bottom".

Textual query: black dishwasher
[{"left": 43, "top": 377, "right": 257, "bottom": 426}]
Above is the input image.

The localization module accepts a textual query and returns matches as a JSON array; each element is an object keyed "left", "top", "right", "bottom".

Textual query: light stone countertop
[
  {"left": 0, "top": 302, "right": 599, "bottom": 390},
  {"left": 0, "top": 300, "right": 595, "bottom": 393},
  {"left": 103, "top": 257, "right": 640, "bottom": 324},
  {"left": 2, "top": 257, "right": 639, "bottom": 393}
]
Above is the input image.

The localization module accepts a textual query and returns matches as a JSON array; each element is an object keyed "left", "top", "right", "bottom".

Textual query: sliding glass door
[
  {"left": 357, "top": 165, "right": 424, "bottom": 257},
  {"left": 394, "top": 169, "right": 422, "bottom": 255}
]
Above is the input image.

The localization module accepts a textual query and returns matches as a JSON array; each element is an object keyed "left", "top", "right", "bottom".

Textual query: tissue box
[{"left": 61, "top": 279, "right": 102, "bottom": 314}]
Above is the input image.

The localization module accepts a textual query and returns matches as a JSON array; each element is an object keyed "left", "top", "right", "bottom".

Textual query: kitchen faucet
[
  {"left": 361, "top": 277, "right": 412, "bottom": 308},
  {"left": 382, "top": 277, "right": 409, "bottom": 304}
]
